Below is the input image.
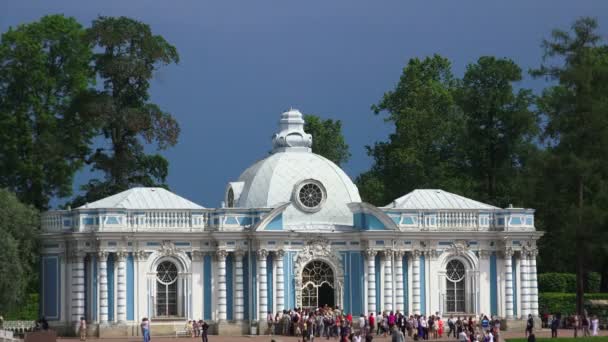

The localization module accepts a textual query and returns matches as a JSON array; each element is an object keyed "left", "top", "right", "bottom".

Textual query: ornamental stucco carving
[
  {"left": 446, "top": 240, "right": 469, "bottom": 256},
  {"left": 159, "top": 241, "right": 178, "bottom": 256}
]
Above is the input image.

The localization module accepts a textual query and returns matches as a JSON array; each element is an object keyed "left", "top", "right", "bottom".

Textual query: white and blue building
[{"left": 40, "top": 109, "right": 542, "bottom": 336}]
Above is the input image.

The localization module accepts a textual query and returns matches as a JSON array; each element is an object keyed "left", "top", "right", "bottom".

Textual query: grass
[{"left": 508, "top": 338, "right": 608, "bottom": 342}]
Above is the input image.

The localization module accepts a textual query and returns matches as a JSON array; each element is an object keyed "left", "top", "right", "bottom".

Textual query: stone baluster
[
  {"left": 217, "top": 250, "right": 228, "bottom": 321},
  {"left": 504, "top": 248, "right": 514, "bottom": 318},
  {"left": 365, "top": 249, "right": 377, "bottom": 314},
  {"left": 412, "top": 250, "right": 421, "bottom": 315},
  {"left": 384, "top": 250, "right": 394, "bottom": 312},
  {"left": 98, "top": 251, "right": 109, "bottom": 323},
  {"left": 257, "top": 249, "right": 269, "bottom": 321},
  {"left": 275, "top": 250, "right": 285, "bottom": 313},
  {"left": 116, "top": 251, "right": 128, "bottom": 323},
  {"left": 394, "top": 250, "right": 405, "bottom": 312},
  {"left": 234, "top": 250, "right": 245, "bottom": 320}
]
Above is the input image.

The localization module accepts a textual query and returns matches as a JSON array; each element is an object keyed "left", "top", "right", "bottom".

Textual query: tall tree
[
  {"left": 532, "top": 17, "right": 608, "bottom": 314},
  {"left": 0, "top": 15, "right": 95, "bottom": 209},
  {"left": 0, "top": 189, "right": 39, "bottom": 314},
  {"left": 357, "top": 55, "right": 468, "bottom": 205},
  {"left": 72, "top": 16, "right": 180, "bottom": 206},
  {"left": 304, "top": 114, "right": 351, "bottom": 166},
  {"left": 456, "top": 56, "right": 538, "bottom": 206}
]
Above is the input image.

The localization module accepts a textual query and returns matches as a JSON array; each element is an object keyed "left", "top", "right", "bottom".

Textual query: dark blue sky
[{"left": 2, "top": 1, "right": 607, "bottom": 208}]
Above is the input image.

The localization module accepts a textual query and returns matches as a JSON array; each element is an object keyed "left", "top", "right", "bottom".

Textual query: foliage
[
  {"left": 531, "top": 17, "right": 608, "bottom": 312},
  {"left": 0, "top": 15, "right": 95, "bottom": 209},
  {"left": 358, "top": 54, "right": 468, "bottom": 205},
  {"left": 71, "top": 16, "right": 180, "bottom": 206},
  {"left": 456, "top": 56, "right": 538, "bottom": 207},
  {"left": 538, "top": 292, "right": 608, "bottom": 315},
  {"left": 537, "top": 272, "right": 600, "bottom": 293},
  {"left": 0, "top": 189, "right": 39, "bottom": 314},
  {"left": 304, "top": 114, "right": 351, "bottom": 166},
  {"left": 5, "top": 293, "right": 39, "bottom": 320}
]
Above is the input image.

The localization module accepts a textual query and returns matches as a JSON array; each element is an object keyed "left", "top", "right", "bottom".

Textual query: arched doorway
[
  {"left": 156, "top": 261, "right": 178, "bottom": 316},
  {"left": 301, "top": 260, "right": 335, "bottom": 309},
  {"left": 445, "top": 259, "right": 466, "bottom": 313}
]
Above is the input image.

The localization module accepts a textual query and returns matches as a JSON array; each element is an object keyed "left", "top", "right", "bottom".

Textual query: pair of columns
[
  {"left": 365, "top": 249, "right": 408, "bottom": 315},
  {"left": 95, "top": 251, "right": 131, "bottom": 324},
  {"left": 504, "top": 248, "right": 539, "bottom": 319},
  {"left": 214, "top": 249, "right": 285, "bottom": 322}
]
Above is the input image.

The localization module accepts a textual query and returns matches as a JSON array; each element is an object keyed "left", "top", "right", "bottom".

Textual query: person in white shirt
[
  {"left": 459, "top": 330, "right": 468, "bottom": 342},
  {"left": 592, "top": 316, "right": 599, "bottom": 336}
]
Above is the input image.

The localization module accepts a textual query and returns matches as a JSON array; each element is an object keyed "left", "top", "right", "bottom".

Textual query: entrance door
[
  {"left": 445, "top": 259, "right": 466, "bottom": 313},
  {"left": 301, "top": 260, "right": 335, "bottom": 309}
]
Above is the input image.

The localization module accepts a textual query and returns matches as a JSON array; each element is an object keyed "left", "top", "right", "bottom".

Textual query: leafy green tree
[
  {"left": 0, "top": 15, "right": 95, "bottom": 209},
  {"left": 72, "top": 16, "right": 180, "bottom": 206},
  {"left": 0, "top": 189, "right": 39, "bottom": 314},
  {"left": 456, "top": 56, "right": 538, "bottom": 206},
  {"left": 357, "top": 55, "right": 468, "bottom": 205},
  {"left": 531, "top": 17, "right": 608, "bottom": 314},
  {"left": 304, "top": 114, "right": 351, "bottom": 166}
]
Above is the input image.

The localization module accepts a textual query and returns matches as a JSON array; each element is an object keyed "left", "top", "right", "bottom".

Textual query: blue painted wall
[
  {"left": 512, "top": 255, "right": 518, "bottom": 316},
  {"left": 203, "top": 254, "right": 212, "bottom": 320},
  {"left": 84, "top": 257, "right": 88, "bottom": 320},
  {"left": 375, "top": 254, "right": 381, "bottom": 313},
  {"left": 342, "top": 251, "right": 365, "bottom": 315},
  {"left": 490, "top": 252, "right": 498, "bottom": 316},
  {"left": 226, "top": 254, "right": 234, "bottom": 320},
  {"left": 92, "top": 254, "right": 97, "bottom": 321},
  {"left": 267, "top": 253, "right": 274, "bottom": 313},
  {"left": 265, "top": 214, "right": 283, "bottom": 230},
  {"left": 403, "top": 255, "right": 408, "bottom": 315},
  {"left": 283, "top": 251, "right": 296, "bottom": 310},
  {"left": 42, "top": 256, "right": 60, "bottom": 320},
  {"left": 354, "top": 213, "right": 387, "bottom": 230},
  {"left": 107, "top": 254, "right": 115, "bottom": 321},
  {"left": 420, "top": 255, "right": 426, "bottom": 315},
  {"left": 127, "top": 254, "right": 135, "bottom": 321},
  {"left": 243, "top": 254, "right": 250, "bottom": 320},
  {"left": 252, "top": 251, "right": 257, "bottom": 320}
]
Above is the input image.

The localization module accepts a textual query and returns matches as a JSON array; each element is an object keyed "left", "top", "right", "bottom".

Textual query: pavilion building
[{"left": 40, "top": 109, "right": 542, "bottom": 336}]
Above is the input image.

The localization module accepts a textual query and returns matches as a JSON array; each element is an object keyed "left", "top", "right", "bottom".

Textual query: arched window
[
  {"left": 445, "top": 259, "right": 466, "bottom": 312},
  {"left": 301, "top": 261, "right": 335, "bottom": 308},
  {"left": 156, "top": 261, "right": 178, "bottom": 316},
  {"left": 227, "top": 188, "right": 235, "bottom": 208}
]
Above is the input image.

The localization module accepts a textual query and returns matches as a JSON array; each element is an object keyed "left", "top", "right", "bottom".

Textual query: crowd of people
[
  {"left": 545, "top": 313, "right": 602, "bottom": 338},
  {"left": 262, "top": 306, "right": 502, "bottom": 342}
]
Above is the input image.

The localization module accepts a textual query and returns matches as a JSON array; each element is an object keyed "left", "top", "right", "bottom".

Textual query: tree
[
  {"left": 304, "top": 114, "right": 350, "bottom": 166},
  {"left": 72, "top": 16, "right": 180, "bottom": 206},
  {"left": 357, "top": 55, "right": 468, "bottom": 205},
  {"left": 532, "top": 17, "right": 608, "bottom": 314},
  {"left": 0, "top": 189, "right": 39, "bottom": 314},
  {"left": 456, "top": 56, "right": 538, "bottom": 206},
  {"left": 0, "top": 15, "right": 95, "bottom": 209}
]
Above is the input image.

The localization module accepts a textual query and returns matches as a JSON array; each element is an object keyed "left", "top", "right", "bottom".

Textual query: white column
[
  {"left": 97, "top": 251, "right": 109, "bottom": 323},
  {"left": 504, "top": 248, "right": 514, "bottom": 318},
  {"left": 71, "top": 251, "right": 86, "bottom": 326},
  {"left": 520, "top": 251, "right": 529, "bottom": 318},
  {"left": 116, "top": 251, "right": 127, "bottom": 323},
  {"left": 275, "top": 250, "right": 285, "bottom": 313},
  {"left": 234, "top": 250, "right": 245, "bottom": 320},
  {"left": 479, "top": 251, "right": 491, "bottom": 315},
  {"left": 395, "top": 251, "right": 405, "bottom": 313},
  {"left": 365, "top": 250, "right": 377, "bottom": 314},
  {"left": 382, "top": 250, "right": 393, "bottom": 312},
  {"left": 191, "top": 251, "right": 204, "bottom": 321},
  {"left": 217, "top": 250, "right": 228, "bottom": 321},
  {"left": 257, "top": 249, "right": 269, "bottom": 320},
  {"left": 529, "top": 249, "right": 539, "bottom": 316},
  {"left": 412, "top": 251, "right": 421, "bottom": 315}
]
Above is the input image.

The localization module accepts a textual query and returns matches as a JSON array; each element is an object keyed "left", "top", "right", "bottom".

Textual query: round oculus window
[{"left": 294, "top": 180, "right": 326, "bottom": 212}]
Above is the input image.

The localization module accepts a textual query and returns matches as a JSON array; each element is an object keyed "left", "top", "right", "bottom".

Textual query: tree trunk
[{"left": 576, "top": 177, "right": 585, "bottom": 316}]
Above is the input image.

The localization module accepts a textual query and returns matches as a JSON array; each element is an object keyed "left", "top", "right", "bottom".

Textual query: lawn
[{"left": 508, "top": 338, "right": 608, "bottom": 342}]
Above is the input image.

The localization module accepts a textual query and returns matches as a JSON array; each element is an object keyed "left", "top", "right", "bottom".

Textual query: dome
[{"left": 232, "top": 109, "right": 361, "bottom": 227}]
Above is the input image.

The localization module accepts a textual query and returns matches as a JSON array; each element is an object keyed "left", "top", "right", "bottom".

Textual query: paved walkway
[{"left": 57, "top": 329, "right": 607, "bottom": 342}]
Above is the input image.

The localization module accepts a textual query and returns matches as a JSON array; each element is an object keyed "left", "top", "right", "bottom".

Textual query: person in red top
[
  {"left": 347, "top": 313, "right": 353, "bottom": 324},
  {"left": 369, "top": 313, "right": 375, "bottom": 334}
]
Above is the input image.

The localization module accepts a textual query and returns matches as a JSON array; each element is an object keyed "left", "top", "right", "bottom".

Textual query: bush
[
  {"left": 539, "top": 292, "right": 608, "bottom": 315},
  {"left": 5, "top": 293, "right": 38, "bottom": 320},
  {"left": 538, "top": 272, "right": 601, "bottom": 293}
]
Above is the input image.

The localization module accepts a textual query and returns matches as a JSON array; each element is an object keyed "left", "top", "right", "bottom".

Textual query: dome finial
[{"left": 271, "top": 108, "right": 312, "bottom": 153}]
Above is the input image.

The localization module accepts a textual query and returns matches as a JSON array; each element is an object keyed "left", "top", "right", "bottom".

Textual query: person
[
  {"left": 192, "top": 320, "right": 199, "bottom": 337},
  {"left": 527, "top": 332, "right": 536, "bottom": 342},
  {"left": 41, "top": 316, "right": 49, "bottom": 330},
  {"left": 582, "top": 315, "right": 590, "bottom": 337},
  {"left": 391, "top": 326, "right": 405, "bottom": 342},
  {"left": 201, "top": 320, "right": 209, "bottom": 342},
  {"left": 525, "top": 314, "right": 534, "bottom": 337},
  {"left": 481, "top": 315, "right": 489, "bottom": 332},
  {"left": 573, "top": 314, "right": 579, "bottom": 338},
  {"left": 267, "top": 311, "right": 274, "bottom": 335},
  {"left": 353, "top": 331, "right": 362, "bottom": 342},
  {"left": 458, "top": 329, "right": 468, "bottom": 342},
  {"left": 359, "top": 314, "right": 366, "bottom": 334},
  {"left": 487, "top": 330, "right": 494, "bottom": 342},
  {"left": 448, "top": 316, "right": 455, "bottom": 338},
  {"left": 438, "top": 316, "right": 444, "bottom": 338},
  {"left": 550, "top": 315, "right": 559, "bottom": 338},
  {"left": 592, "top": 315, "right": 599, "bottom": 336},
  {"left": 140, "top": 318, "right": 150, "bottom": 342},
  {"left": 79, "top": 316, "right": 87, "bottom": 341}
]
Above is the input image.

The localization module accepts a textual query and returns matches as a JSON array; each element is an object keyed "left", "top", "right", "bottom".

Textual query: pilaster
[
  {"left": 115, "top": 251, "right": 128, "bottom": 323},
  {"left": 394, "top": 250, "right": 405, "bottom": 313},
  {"left": 216, "top": 250, "right": 228, "bottom": 321},
  {"left": 411, "top": 250, "right": 421, "bottom": 315},
  {"left": 234, "top": 250, "right": 245, "bottom": 320},
  {"left": 275, "top": 250, "right": 285, "bottom": 313},
  {"left": 383, "top": 250, "right": 393, "bottom": 312},
  {"left": 365, "top": 249, "right": 377, "bottom": 314},
  {"left": 97, "top": 251, "right": 109, "bottom": 324}
]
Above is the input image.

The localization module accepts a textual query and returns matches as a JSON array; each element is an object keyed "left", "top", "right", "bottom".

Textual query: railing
[
  {"left": 41, "top": 211, "right": 67, "bottom": 232},
  {"left": 1, "top": 321, "right": 36, "bottom": 335},
  {"left": 436, "top": 212, "right": 482, "bottom": 229},
  {"left": 126, "top": 211, "right": 205, "bottom": 229}
]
